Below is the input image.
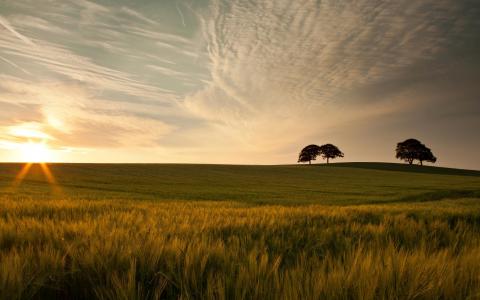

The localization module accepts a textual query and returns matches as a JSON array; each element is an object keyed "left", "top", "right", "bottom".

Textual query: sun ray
[
  {"left": 14, "top": 162, "right": 33, "bottom": 185},
  {"left": 9, "top": 137, "right": 62, "bottom": 193},
  {"left": 39, "top": 163, "right": 56, "bottom": 184},
  {"left": 11, "top": 162, "right": 62, "bottom": 196}
]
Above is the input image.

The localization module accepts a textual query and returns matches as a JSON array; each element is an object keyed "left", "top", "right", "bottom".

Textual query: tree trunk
[
  {"left": 408, "top": 160, "right": 413, "bottom": 165},
  {"left": 309, "top": 160, "right": 311, "bottom": 165},
  {"left": 327, "top": 158, "right": 329, "bottom": 164},
  {"left": 420, "top": 161, "right": 423, "bottom": 166}
]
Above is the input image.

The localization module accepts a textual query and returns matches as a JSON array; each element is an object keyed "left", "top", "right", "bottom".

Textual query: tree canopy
[
  {"left": 396, "top": 139, "right": 437, "bottom": 165},
  {"left": 298, "top": 144, "right": 344, "bottom": 164},
  {"left": 298, "top": 144, "right": 321, "bottom": 164},
  {"left": 318, "top": 144, "right": 344, "bottom": 164}
]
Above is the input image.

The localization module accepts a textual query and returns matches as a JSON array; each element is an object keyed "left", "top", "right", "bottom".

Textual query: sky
[{"left": 0, "top": 0, "right": 479, "bottom": 168}]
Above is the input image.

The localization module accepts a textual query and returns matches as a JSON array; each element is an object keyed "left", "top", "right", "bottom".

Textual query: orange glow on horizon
[{"left": 13, "top": 162, "right": 60, "bottom": 194}]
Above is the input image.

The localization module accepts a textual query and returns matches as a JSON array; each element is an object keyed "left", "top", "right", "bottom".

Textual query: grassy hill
[
  {"left": 329, "top": 162, "right": 480, "bottom": 176},
  {"left": 0, "top": 162, "right": 479, "bottom": 204},
  {"left": 1, "top": 162, "right": 480, "bottom": 299}
]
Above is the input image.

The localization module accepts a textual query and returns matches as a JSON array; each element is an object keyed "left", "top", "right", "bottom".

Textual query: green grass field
[{"left": 1, "top": 163, "right": 480, "bottom": 299}]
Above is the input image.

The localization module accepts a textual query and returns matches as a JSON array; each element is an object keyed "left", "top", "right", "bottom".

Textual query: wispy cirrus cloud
[
  {"left": 190, "top": 0, "right": 470, "bottom": 120},
  {"left": 0, "top": 15, "right": 36, "bottom": 46},
  {"left": 0, "top": 0, "right": 479, "bottom": 167},
  {"left": 0, "top": 77, "right": 175, "bottom": 152},
  {"left": 182, "top": 0, "right": 480, "bottom": 166},
  {"left": 0, "top": 1, "right": 204, "bottom": 158},
  {"left": 121, "top": 7, "right": 157, "bottom": 25},
  {"left": 0, "top": 33, "right": 174, "bottom": 100}
]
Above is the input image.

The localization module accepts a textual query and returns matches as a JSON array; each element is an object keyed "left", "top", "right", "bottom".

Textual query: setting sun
[{"left": 19, "top": 140, "right": 53, "bottom": 163}]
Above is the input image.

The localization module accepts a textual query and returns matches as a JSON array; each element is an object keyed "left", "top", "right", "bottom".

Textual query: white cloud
[
  {"left": 0, "top": 0, "right": 478, "bottom": 166},
  {"left": 0, "top": 77, "right": 174, "bottom": 150},
  {"left": 0, "top": 15, "right": 36, "bottom": 46},
  {"left": 9, "top": 15, "right": 69, "bottom": 34},
  {"left": 121, "top": 7, "right": 157, "bottom": 25},
  {"left": 0, "top": 54, "right": 31, "bottom": 75},
  {"left": 0, "top": 32, "right": 174, "bottom": 101},
  {"left": 184, "top": 0, "right": 471, "bottom": 150}
]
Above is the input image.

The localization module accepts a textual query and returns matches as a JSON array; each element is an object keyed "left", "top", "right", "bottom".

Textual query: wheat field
[{"left": 0, "top": 163, "right": 480, "bottom": 299}]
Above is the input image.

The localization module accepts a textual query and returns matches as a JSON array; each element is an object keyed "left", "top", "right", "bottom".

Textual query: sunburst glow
[
  {"left": 19, "top": 140, "right": 53, "bottom": 163},
  {"left": 14, "top": 162, "right": 58, "bottom": 187}
]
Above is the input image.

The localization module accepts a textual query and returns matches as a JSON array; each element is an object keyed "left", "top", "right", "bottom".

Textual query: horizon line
[{"left": 0, "top": 161, "right": 478, "bottom": 172}]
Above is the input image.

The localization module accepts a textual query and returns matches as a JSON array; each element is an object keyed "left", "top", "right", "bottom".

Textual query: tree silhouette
[
  {"left": 318, "top": 144, "right": 344, "bottom": 164},
  {"left": 418, "top": 145, "right": 437, "bottom": 166},
  {"left": 396, "top": 139, "right": 420, "bottom": 164},
  {"left": 396, "top": 139, "right": 437, "bottom": 165},
  {"left": 298, "top": 144, "right": 321, "bottom": 164}
]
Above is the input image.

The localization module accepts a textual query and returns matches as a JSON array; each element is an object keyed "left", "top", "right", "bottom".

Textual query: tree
[
  {"left": 318, "top": 144, "right": 344, "bottom": 164},
  {"left": 298, "top": 144, "right": 321, "bottom": 164},
  {"left": 395, "top": 139, "right": 437, "bottom": 165},
  {"left": 418, "top": 145, "right": 437, "bottom": 166},
  {"left": 395, "top": 139, "right": 421, "bottom": 165}
]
